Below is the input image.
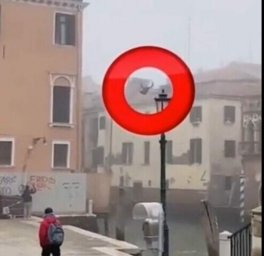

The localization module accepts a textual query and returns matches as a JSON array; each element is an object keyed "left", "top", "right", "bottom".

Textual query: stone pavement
[{"left": 0, "top": 217, "right": 139, "bottom": 256}]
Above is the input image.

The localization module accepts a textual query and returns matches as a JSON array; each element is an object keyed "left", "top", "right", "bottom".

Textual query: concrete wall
[
  {"left": 86, "top": 173, "right": 111, "bottom": 213},
  {"left": 111, "top": 165, "right": 209, "bottom": 190},
  {"left": 0, "top": 172, "right": 87, "bottom": 214},
  {"left": 208, "top": 98, "right": 242, "bottom": 175}
]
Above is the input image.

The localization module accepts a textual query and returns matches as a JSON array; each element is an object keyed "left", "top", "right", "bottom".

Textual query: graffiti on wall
[
  {"left": 0, "top": 175, "right": 18, "bottom": 195},
  {"left": 0, "top": 172, "right": 86, "bottom": 213},
  {"left": 28, "top": 175, "right": 56, "bottom": 191}
]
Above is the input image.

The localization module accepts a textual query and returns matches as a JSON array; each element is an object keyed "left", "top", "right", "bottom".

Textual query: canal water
[
  {"left": 98, "top": 214, "right": 208, "bottom": 256},
  {"left": 97, "top": 208, "right": 241, "bottom": 256}
]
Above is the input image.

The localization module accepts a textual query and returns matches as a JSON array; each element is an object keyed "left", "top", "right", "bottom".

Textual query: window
[
  {"left": 133, "top": 181, "right": 143, "bottom": 200},
  {"left": 92, "top": 146, "right": 104, "bottom": 167},
  {"left": 51, "top": 77, "right": 73, "bottom": 125},
  {"left": 190, "top": 138, "right": 202, "bottom": 164},
  {"left": 0, "top": 139, "right": 14, "bottom": 166},
  {"left": 121, "top": 142, "right": 133, "bottom": 165},
  {"left": 224, "top": 140, "right": 236, "bottom": 158},
  {"left": 224, "top": 106, "right": 235, "bottom": 123},
  {"left": 53, "top": 86, "right": 71, "bottom": 123},
  {"left": 225, "top": 176, "right": 232, "bottom": 191},
  {"left": 90, "top": 117, "right": 99, "bottom": 145},
  {"left": 166, "top": 140, "right": 173, "bottom": 164},
  {"left": 99, "top": 116, "right": 106, "bottom": 130},
  {"left": 144, "top": 141, "right": 150, "bottom": 165},
  {"left": 190, "top": 106, "right": 202, "bottom": 123},
  {"left": 55, "top": 13, "right": 75, "bottom": 46},
  {"left": 119, "top": 176, "right": 125, "bottom": 187},
  {"left": 52, "top": 142, "right": 70, "bottom": 168},
  {"left": 148, "top": 180, "right": 152, "bottom": 187}
]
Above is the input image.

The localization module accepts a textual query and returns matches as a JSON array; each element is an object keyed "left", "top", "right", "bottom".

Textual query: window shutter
[
  {"left": 67, "top": 15, "right": 76, "bottom": 45},
  {"left": 97, "top": 147, "right": 104, "bottom": 165},
  {"left": 197, "top": 139, "right": 202, "bottom": 164},
  {"left": 0, "top": 141, "right": 12, "bottom": 165},
  {"left": 55, "top": 14, "right": 61, "bottom": 44},
  {"left": 144, "top": 141, "right": 150, "bottom": 165},
  {"left": 128, "top": 143, "right": 133, "bottom": 164},
  {"left": 190, "top": 139, "right": 195, "bottom": 164},
  {"left": 121, "top": 143, "right": 126, "bottom": 164}
]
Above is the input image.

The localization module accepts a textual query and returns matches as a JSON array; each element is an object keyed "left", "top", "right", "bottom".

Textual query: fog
[{"left": 82, "top": 0, "right": 261, "bottom": 84}]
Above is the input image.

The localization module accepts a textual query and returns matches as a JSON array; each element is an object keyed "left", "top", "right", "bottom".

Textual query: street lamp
[{"left": 154, "top": 89, "right": 171, "bottom": 256}]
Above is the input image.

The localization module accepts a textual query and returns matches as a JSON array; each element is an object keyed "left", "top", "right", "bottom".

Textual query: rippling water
[{"left": 98, "top": 214, "right": 208, "bottom": 256}]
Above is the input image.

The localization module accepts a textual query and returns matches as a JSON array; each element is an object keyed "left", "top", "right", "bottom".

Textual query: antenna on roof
[
  {"left": 187, "top": 17, "right": 191, "bottom": 65},
  {"left": 247, "top": 41, "right": 253, "bottom": 62}
]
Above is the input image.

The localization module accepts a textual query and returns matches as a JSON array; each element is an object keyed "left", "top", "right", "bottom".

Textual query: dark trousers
[{"left": 41, "top": 245, "right": 60, "bottom": 256}]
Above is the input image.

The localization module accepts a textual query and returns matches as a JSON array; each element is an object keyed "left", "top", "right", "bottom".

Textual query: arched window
[{"left": 51, "top": 76, "right": 73, "bottom": 125}]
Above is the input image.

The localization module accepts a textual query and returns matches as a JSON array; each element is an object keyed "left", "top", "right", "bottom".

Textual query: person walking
[
  {"left": 21, "top": 184, "right": 36, "bottom": 219},
  {"left": 39, "top": 207, "right": 64, "bottom": 256}
]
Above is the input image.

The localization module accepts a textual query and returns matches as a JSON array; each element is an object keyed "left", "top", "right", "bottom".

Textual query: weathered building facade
[
  {"left": 0, "top": 0, "right": 87, "bottom": 173},
  {"left": 83, "top": 63, "right": 261, "bottom": 213},
  {"left": 239, "top": 95, "right": 261, "bottom": 213}
]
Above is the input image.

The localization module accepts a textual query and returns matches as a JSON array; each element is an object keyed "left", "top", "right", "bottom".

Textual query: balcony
[{"left": 239, "top": 141, "right": 262, "bottom": 156}]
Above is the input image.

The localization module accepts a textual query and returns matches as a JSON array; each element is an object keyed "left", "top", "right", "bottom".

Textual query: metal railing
[
  {"left": 229, "top": 223, "right": 252, "bottom": 256},
  {"left": 0, "top": 196, "right": 24, "bottom": 218}
]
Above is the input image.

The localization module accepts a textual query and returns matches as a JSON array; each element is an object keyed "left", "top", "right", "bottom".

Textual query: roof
[
  {"left": 83, "top": 62, "right": 262, "bottom": 111},
  {"left": 194, "top": 62, "right": 261, "bottom": 83},
  {"left": 4, "top": 0, "right": 89, "bottom": 9}
]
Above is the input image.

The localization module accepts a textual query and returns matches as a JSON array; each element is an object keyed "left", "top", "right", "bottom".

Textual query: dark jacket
[
  {"left": 39, "top": 214, "right": 61, "bottom": 247},
  {"left": 21, "top": 185, "right": 36, "bottom": 202}
]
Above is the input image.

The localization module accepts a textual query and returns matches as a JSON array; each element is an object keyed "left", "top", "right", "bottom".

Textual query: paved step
[{"left": 0, "top": 218, "right": 140, "bottom": 256}]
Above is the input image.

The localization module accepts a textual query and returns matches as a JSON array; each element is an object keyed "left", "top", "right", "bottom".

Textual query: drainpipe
[
  {"left": 76, "top": 5, "right": 83, "bottom": 172},
  {"left": 108, "top": 119, "right": 113, "bottom": 171}
]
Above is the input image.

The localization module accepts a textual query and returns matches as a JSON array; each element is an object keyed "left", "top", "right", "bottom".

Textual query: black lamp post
[{"left": 155, "top": 89, "right": 171, "bottom": 256}]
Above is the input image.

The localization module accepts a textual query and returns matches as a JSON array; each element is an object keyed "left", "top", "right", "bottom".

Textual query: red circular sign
[{"left": 102, "top": 46, "right": 195, "bottom": 135}]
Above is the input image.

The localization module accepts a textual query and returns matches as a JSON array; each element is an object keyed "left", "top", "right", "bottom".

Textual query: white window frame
[
  {"left": 0, "top": 137, "right": 15, "bottom": 167},
  {"left": 53, "top": 11, "right": 76, "bottom": 47},
  {"left": 51, "top": 141, "right": 70, "bottom": 169},
  {"left": 49, "top": 74, "right": 75, "bottom": 128}
]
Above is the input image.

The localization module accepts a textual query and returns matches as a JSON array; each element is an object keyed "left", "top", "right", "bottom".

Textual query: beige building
[
  {"left": 240, "top": 95, "right": 262, "bottom": 213},
  {"left": 0, "top": 0, "right": 87, "bottom": 173},
  {"left": 83, "top": 63, "right": 261, "bottom": 211}
]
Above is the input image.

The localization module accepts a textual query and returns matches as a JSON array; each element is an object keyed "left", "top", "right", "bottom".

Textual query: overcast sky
[{"left": 82, "top": 0, "right": 261, "bottom": 84}]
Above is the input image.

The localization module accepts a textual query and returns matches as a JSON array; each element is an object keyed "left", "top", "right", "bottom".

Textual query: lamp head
[{"left": 154, "top": 89, "right": 171, "bottom": 112}]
